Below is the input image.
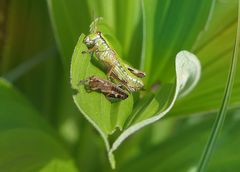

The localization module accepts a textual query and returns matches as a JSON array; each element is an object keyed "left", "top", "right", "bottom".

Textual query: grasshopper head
[{"left": 83, "top": 32, "right": 101, "bottom": 49}]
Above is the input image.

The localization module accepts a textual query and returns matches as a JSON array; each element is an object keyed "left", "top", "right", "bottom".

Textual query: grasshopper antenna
[
  {"left": 89, "top": 9, "right": 96, "bottom": 33},
  {"left": 89, "top": 9, "right": 103, "bottom": 33},
  {"left": 90, "top": 17, "right": 103, "bottom": 33},
  {"left": 77, "top": 79, "right": 88, "bottom": 87}
]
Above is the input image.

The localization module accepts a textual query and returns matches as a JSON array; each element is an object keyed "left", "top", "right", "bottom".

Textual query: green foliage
[
  {"left": 197, "top": 2, "right": 240, "bottom": 171},
  {"left": 0, "top": 0, "right": 60, "bottom": 120},
  {"left": 0, "top": 0, "right": 239, "bottom": 171},
  {"left": 119, "top": 110, "right": 240, "bottom": 172},
  {"left": 142, "top": 0, "right": 213, "bottom": 84},
  {"left": 47, "top": 0, "right": 240, "bottom": 118},
  {"left": 71, "top": 34, "right": 134, "bottom": 135},
  {"left": 171, "top": 0, "right": 240, "bottom": 116},
  {"left": 0, "top": 79, "right": 77, "bottom": 172},
  {"left": 70, "top": 27, "right": 201, "bottom": 167}
]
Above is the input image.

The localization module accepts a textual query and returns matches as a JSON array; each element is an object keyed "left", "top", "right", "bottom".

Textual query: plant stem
[{"left": 197, "top": 1, "right": 240, "bottom": 172}]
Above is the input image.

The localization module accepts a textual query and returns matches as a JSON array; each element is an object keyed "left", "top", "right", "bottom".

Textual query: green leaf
[
  {"left": 197, "top": 1, "right": 240, "bottom": 171},
  {"left": 0, "top": 0, "right": 63, "bottom": 121},
  {"left": 70, "top": 34, "right": 134, "bottom": 135},
  {"left": 0, "top": 129, "right": 77, "bottom": 172},
  {"left": 0, "top": 78, "right": 78, "bottom": 172},
  {"left": 109, "top": 50, "right": 201, "bottom": 159},
  {"left": 70, "top": 29, "right": 201, "bottom": 168},
  {"left": 71, "top": 34, "right": 135, "bottom": 169},
  {"left": 1, "top": 0, "right": 54, "bottom": 74},
  {"left": 114, "top": 0, "right": 141, "bottom": 57},
  {"left": 1, "top": 0, "right": 84, "bottom": 147},
  {"left": 0, "top": 78, "right": 51, "bottom": 132},
  {"left": 140, "top": 0, "right": 158, "bottom": 82},
  {"left": 142, "top": 0, "right": 213, "bottom": 83},
  {"left": 47, "top": 0, "right": 90, "bottom": 68},
  {"left": 170, "top": 0, "right": 240, "bottom": 117}
]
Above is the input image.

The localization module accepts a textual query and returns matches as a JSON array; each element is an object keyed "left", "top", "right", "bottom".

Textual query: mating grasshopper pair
[{"left": 79, "top": 18, "right": 145, "bottom": 101}]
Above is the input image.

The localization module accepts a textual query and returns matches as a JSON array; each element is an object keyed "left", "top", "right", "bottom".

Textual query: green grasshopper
[
  {"left": 79, "top": 76, "right": 128, "bottom": 100},
  {"left": 82, "top": 17, "right": 145, "bottom": 92}
]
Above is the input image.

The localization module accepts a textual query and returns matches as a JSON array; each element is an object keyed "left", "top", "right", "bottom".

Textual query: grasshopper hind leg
[
  {"left": 107, "top": 66, "right": 114, "bottom": 80},
  {"left": 124, "top": 64, "right": 146, "bottom": 78}
]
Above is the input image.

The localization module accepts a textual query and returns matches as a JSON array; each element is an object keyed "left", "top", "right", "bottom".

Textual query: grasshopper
[
  {"left": 82, "top": 17, "right": 146, "bottom": 92},
  {"left": 79, "top": 76, "right": 128, "bottom": 100}
]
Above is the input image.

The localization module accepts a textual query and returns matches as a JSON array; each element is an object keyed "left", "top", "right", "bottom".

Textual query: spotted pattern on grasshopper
[
  {"left": 83, "top": 18, "right": 145, "bottom": 92},
  {"left": 79, "top": 76, "right": 128, "bottom": 100}
]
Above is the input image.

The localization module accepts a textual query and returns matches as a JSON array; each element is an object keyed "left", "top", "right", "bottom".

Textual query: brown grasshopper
[{"left": 79, "top": 76, "right": 128, "bottom": 100}]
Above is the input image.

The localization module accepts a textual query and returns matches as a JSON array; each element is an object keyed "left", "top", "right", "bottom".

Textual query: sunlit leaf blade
[
  {"left": 119, "top": 110, "right": 240, "bottom": 172},
  {"left": 171, "top": 0, "right": 240, "bottom": 117},
  {"left": 192, "top": 0, "right": 238, "bottom": 50},
  {"left": 0, "top": 79, "right": 78, "bottom": 172},
  {"left": 142, "top": 1, "right": 213, "bottom": 84}
]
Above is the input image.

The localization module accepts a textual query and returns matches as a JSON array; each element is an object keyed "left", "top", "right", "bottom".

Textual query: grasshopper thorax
[{"left": 83, "top": 32, "right": 101, "bottom": 49}]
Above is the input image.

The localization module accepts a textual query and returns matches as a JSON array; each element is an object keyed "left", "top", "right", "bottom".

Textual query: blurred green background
[{"left": 0, "top": 0, "right": 240, "bottom": 171}]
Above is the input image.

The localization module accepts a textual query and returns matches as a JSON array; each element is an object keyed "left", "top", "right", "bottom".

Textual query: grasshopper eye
[
  {"left": 97, "top": 31, "right": 101, "bottom": 36},
  {"left": 83, "top": 36, "right": 95, "bottom": 48}
]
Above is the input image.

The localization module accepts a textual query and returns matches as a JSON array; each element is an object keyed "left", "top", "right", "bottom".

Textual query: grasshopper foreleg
[{"left": 82, "top": 46, "right": 98, "bottom": 54}]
